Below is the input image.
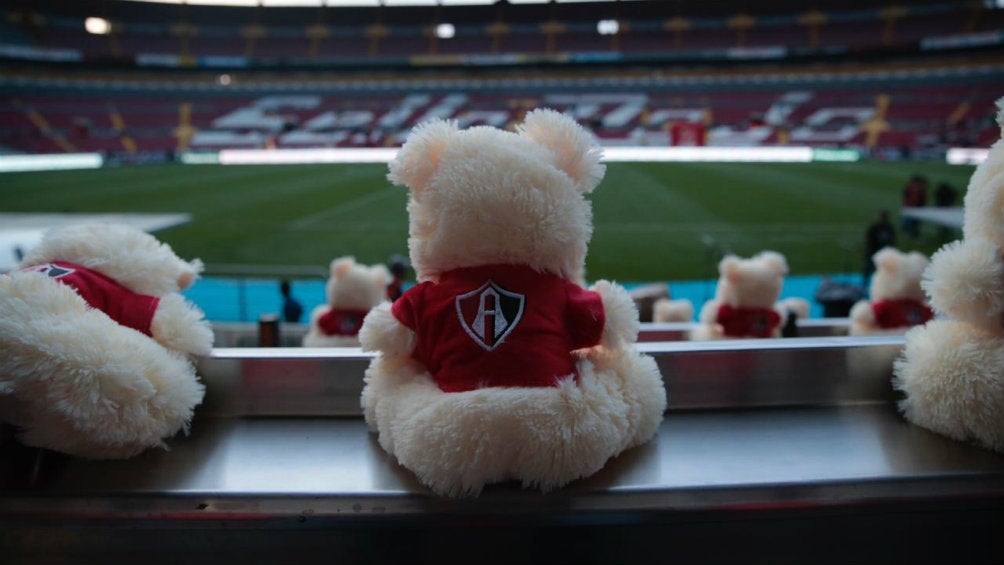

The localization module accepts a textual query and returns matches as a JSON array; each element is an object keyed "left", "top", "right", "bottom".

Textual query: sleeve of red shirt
[
  {"left": 390, "top": 283, "right": 423, "bottom": 331},
  {"left": 115, "top": 292, "right": 160, "bottom": 337},
  {"left": 565, "top": 283, "right": 605, "bottom": 349}
]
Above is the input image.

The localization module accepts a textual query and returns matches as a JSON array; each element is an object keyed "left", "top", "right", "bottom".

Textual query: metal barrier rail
[
  {"left": 634, "top": 319, "right": 851, "bottom": 341},
  {"left": 2, "top": 337, "right": 1003, "bottom": 562},
  {"left": 210, "top": 318, "right": 854, "bottom": 347},
  {"left": 195, "top": 335, "right": 896, "bottom": 417}
]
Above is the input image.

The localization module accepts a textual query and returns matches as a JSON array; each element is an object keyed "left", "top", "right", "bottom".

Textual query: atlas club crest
[
  {"left": 22, "top": 263, "right": 75, "bottom": 279},
  {"left": 455, "top": 280, "right": 526, "bottom": 351}
]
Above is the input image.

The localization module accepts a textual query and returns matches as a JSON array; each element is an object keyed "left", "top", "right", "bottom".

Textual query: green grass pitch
[{"left": 0, "top": 160, "right": 976, "bottom": 282}]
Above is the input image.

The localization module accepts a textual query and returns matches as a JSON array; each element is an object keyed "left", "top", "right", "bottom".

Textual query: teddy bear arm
[
  {"left": 770, "top": 304, "right": 788, "bottom": 337},
  {"left": 307, "top": 304, "right": 331, "bottom": 326},
  {"left": 698, "top": 300, "right": 722, "bottom": 324},
  {"left": 923, "top": 239, "right": 1004, "bottom": 331},
  {"left": 150, "top": 293, "right": 214, "bottom": 357},
  {"left": 588, "top": 280, "right": 638, "bottom": 349},
  {"left": 359, "top": 302, "right": 416, "bottom": 358},
  {"left": 849, "top": 300, "right": 875, "bottom": 327},
  {"left": 778, "top": 297, "right": 811, "bottom": 321}
]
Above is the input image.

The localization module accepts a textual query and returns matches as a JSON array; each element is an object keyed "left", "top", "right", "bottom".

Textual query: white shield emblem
[
  {"left": 455, "top": 280, "right": 526, "bottom": 351},
  {"left": 23, "top": 263, "right": 75, "bottom": 279}
]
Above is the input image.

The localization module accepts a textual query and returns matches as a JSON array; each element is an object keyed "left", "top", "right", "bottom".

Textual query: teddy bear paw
[
  {"left": 150, "top": 293, "right": 214, "bottom": 356},
  {"left": 923, "top": 239, "right": 1004, "bottom": 334},
  {"left": 894, "top": 320, "right": 1004, "bottom": 452}
]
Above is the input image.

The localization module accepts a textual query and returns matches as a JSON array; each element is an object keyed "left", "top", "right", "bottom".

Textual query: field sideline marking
[
  {"left": 595, "top": 222, "right": 861, "bottom": 233},
  {"left": 292, "top": 187, "right": 400, "bottom": 229},
  {"left": 0, "top": 213, "right": 192, "bottom": 232},
  {"left": 0, "top": 213, "right": 192, "bottom": 272}
]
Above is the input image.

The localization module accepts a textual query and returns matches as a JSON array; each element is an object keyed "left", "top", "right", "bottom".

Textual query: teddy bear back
[
  {"left": 21, "top": 224, "right": 202, "bottom": 296},
  {"left": 891, "top": 99, "right": 1004, "bottom": 454},
  {"left": 325, "top": 257, "right": 389, "bottom": 309},
  {"left": 713, "top": 251, "right": 788, "bottom": 307},
  {"left": 387, "top": 109, "right": 604, "bottom": 284},
  {"left": 869, "top": 248, "right": 928, "bottom": 302},
  {"left": 960, "top": 98, "right": 1004, "bottom": 245}
]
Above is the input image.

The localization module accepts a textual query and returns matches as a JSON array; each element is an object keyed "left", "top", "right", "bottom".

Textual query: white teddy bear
[
  {"left": 0, "top": 224, "right": 212, "bottom": 458},
  {"left": 359, "top": 109, "right": 666, "bottom": 497},
  {"left": 652, "top": 296, "right": 695, "bottom": 323},
  {"left": 849, "top": 247, "right": 931, "bottom": 336},
  {"left": 692, "top": 251, "right": 794, "bottom": 340},
  {"left": 303, "top": 256, "right": 389, "bottom": 347},
  {"left": 894, "top": 100, "right": 1004, "bottom": 453}
]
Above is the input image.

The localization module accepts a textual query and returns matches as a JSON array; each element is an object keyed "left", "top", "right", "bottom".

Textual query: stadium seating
[
  {"left": 0, "top": 82, "right": 998, "bottom": 155},
  {"left": 0, "top": 0, "right": 1000, "bottom": 156}
]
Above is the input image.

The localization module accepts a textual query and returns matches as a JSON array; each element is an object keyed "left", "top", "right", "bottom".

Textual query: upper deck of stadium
[
  {"left": 1, "top": 1, "right": 1002, "bottom": 157},
  {"left": 2, "top": 0, "right": 1001, "bottom": 65}
]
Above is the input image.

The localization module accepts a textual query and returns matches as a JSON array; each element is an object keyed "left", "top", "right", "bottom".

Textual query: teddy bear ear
[
  {"left": 331, "top": 256, "right": 355, "bottom": 278},
  {"left": 516, "top": 108, "right": 606, "bottom": 194},
  {"left": 719, "top": 255, "right": 742, "bottom": 281},
  {"left": 757, "top": 251, "right": 789, "bottom": 276},
  {"left": 387, "top": 119, "right": 459, "bottom": 193},
  {"left": 177, "top": 258, "right": 203, "bottom": 290},
  {"left": 873, "top": 247, "right": 900, "bottom": 271}
]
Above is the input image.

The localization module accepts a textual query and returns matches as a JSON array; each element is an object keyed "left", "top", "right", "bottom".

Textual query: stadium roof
[
  {"left": 115, "top": 0, "right": 650, "bottom": 5},
  {"left": 118, "top": 0, "right": 648, "bottom": 6}
]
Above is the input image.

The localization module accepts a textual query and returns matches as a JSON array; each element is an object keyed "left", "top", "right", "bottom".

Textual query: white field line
[{"left": 291, "top": 187, "right": 400, "bottom": 229}]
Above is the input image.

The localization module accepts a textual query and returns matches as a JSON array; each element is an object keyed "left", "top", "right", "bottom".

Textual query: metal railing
[{"left": 2, "top": 336, "right": 1002, "bottom": 562}]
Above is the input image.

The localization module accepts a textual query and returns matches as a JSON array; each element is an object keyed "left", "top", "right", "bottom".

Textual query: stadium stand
[
  {"left": 0, "top": 82, "right": 1000, "bottom": 156},
  {"left": 0, "top": 0, "right": 1000, "bottom": 161}
]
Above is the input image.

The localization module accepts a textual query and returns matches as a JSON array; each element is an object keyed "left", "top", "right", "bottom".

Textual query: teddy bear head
[
  {"left": 714, "top": 251, "right": 788, "bottom": 307},
  {"left": 961, "top": 98, "right": 1004, "bottom": 247},
  {"left": 324, "top": 256, "right": 389, "bottom": 310},
  {"left": 20, "top": 223, "right": 202, "bottom": 296},
  {"left": 386, "top": 108, "right": 605, "bottom": 284},
  {"left": 869, "top": 247, "right": 928, "bottom": 302}
]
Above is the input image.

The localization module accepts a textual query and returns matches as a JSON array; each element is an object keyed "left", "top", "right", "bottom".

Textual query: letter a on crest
[{"left": 455, "top": 280, "right": 526, "bottom": 351}]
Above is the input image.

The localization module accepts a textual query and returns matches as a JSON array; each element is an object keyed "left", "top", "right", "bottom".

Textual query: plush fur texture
[
  {"left": 361, "top": 348, "right": 664, "bottom": 498},
  {"left": 387, "top": 111, "right": 603, "bottom": 286},
  {"left": 692, "top": 251, "right": 789, "bottom": 340},
  {"left": 893, "top": 98, "right": 1004, "bottom": 453},
  {"left": 895, "top": 321, "right": 1004, "bottom": 451},
  {"left": 303, "top": 257, "right": 389, "bottom": 347},
  {"left": 0, "top": 224, "right": 211, "bottom": 458},
  {"left": 362, "top": 109, "right": 666, "bottom": 497},
  {"left": 850, "top": 247, "right": 931, "bottom": 336},
  {"left": 21, "top": 223, "right": 204, "bottom": 296},
  {"left": 923, "top": 238, "right": 1004, "bottom": 335}
]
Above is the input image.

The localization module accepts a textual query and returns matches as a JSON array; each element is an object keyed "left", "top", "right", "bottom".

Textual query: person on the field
[
  {"left": 863, "top": 210, "right": 896, "bottom": 287},
  {"left": 386, "top": 255, "right": 409, "bottom": 302},
  {"left": 280, "top": 279, "right": 303, "bottom": 323},
  {"left": 934, "top": 182, "right": 959, "bottom": 242},
  {"left": 901, "top": 174, "right": 928, "bottom": 240}
]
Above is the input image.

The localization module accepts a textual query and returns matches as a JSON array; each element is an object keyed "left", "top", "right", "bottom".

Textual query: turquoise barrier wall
[{"left": 183, "top": 274, "right": 864, "bottom": 323}]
